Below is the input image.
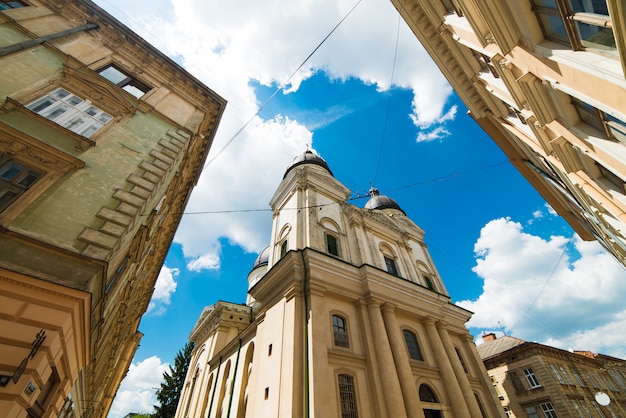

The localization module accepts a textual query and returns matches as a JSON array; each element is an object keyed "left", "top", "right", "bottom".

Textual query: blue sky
[{"left": 93, "top": 1, "right": 626, "bottom": 416}]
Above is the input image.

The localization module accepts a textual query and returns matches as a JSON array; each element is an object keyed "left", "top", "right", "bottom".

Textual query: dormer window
[{"left": 97, "top": 64, "right": 150, "bottom": 98}]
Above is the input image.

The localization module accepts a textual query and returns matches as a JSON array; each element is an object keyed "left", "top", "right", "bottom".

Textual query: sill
[{"left": 0, "top": 98, "right": 96, "bottom": 151}]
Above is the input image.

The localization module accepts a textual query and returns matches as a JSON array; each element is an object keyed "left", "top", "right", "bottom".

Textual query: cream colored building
[
  {"left": 177, "top": 150, "right": 504, "bottom": 418},
  {"left": 389, "top": 0, "right": 626, "bottom": 266},
  {"left": 0, "top": 1, "right": 225, "bottom": 416},
  {"left": 478, "top": 333, "right": 626, "bottom": 417}
]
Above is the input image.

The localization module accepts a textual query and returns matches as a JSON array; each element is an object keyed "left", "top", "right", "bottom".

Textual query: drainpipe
[
  {"left": 301, "top": 251, "right": 310, "bottom": 418},
  {"left": 0, "top": 22, "right": 99, "bottom": 57},
  {"left": 226, "top": 339, "right": 242, "bottom": 418},
  {"left": 206, "top": 356, "right": 222, "bottom": 418}
]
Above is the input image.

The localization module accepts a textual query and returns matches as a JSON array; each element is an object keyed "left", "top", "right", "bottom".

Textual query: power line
[
  {"left": 202, "top": 0, "right": 364, "bottom": 170},
  {"left": 372, "top": 12, "right": 401, "bottom": 186}
]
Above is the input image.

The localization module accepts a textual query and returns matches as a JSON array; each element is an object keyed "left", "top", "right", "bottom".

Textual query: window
[
  {"left": 338, "top": 374, "right": 358, "bottom": 418},
  {"left": 523, "top": 368, "right": 542, "bottom": 389},
  {"left": 571, "top": 97, "right": 626, "bottom": 145},
  {"left": 384, "top": 256, "right": 398, "bottom": 276},
  {"left": 0, "top": 0, "right": 27, "bottom": 9},
  {"left": 402, "top": 330, "right": 423, "bottom": 360},
  {"left": 0, "top": 156, "right": 42, "bottom": 212},
  {"left": 280, "top": 240, "right": 288, "bottom": 258},
  {"left": 326, "top": 233, "right": 339, "bottom": 256},
  {"left": 579, "top": 400, "right": 593, "bottom": 418},
  {"left": 551, "top": 364, "right": 565, "bottom": 384},
  {"left": 540, "top": 402, "right": 558, "bottom": 418},
  {"left": 455, "top": 347, "right": 469, "bottom": 373},
  {"left": 475, "top": 394, "right": 487, "bottom": 418},
  {"left": 559, "top": 366, "right": 573, "bottom": 385},
  {"left": 26, "top": 88, "right": 112, "bottom": 138},
  {"left": 424, "top": 275, "right": 436, "bottom": 291},
  {"left": 332, "top": 315, "right": 349, "bottom": 348},
  {"left": 531, "top": 0, "right": 616, "bottom": 54},
  {"left": 419, "top": 384, "right": 439, "bottom": 403},
  {"left": 525, "top": 405, "right": 540, "bottom": 418},
  {"left": 571, "top": 367, "right": 585, "bottom": 386},
  {"left": 97, "top": 64, "right": 150, "bottom": 98}
]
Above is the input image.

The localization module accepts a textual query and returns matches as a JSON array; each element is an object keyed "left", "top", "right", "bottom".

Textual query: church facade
[{"left": 176, "top": 151, "right": 504, "bottom": 418}]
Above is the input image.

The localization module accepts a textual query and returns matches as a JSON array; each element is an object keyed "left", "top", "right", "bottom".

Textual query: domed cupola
[
  {"left": 251, "top": 245, "right": 270, "bottom": 270},
  {"left": 283, "top": 149, "right": 333, "bottom": 179},
  {"left": 364, "top": 187, "right": 406, "bottom": 215}
]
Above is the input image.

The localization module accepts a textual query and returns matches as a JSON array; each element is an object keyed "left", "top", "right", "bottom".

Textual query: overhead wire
[
  {"left": 202, "top": 0, "right": 364, "bottom": 170},
  {"left": 372, "top": 12, "right": 402, "bottom": 186}
]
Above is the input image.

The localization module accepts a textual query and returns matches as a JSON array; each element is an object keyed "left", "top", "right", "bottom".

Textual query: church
[{"left": 175, "top": 150, "right": 504, "bottom": 418}]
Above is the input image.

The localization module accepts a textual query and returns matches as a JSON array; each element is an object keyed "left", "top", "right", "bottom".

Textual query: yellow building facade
[
  {"left": 0, "top": 1, "right": 225, "bottom": 416},
  {"left": 177, "top": 151, "right": 504, "bottom": 418},
  {"left": 389, "top": 0, "right": 626, "bottom": 266}
]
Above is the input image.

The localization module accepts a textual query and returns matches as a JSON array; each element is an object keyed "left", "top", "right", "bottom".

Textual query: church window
[
  {"left": 280, "top": 240, "right": 288, "bottom": 257},
  {"left": 523, "top": 368, "right": 542, "bottom": 388},
  {"left": 402, "top": 330, "right": 423, "bottom": 360},
  {"left": 384, "top": 256, "right": 398, "bottom": 276},
  {"left": 97, "top": 64, "right": 151, "bottom": 98},
  {"left": 26, "top": 88, "right": 113, "bottom": 138},
  {"left": 0, "top": 1, "right": 28, "bottom": 9},
  {"left": 419, "top": 384, "right": 438, "bottom": 403},
  {"left": 424, "top": 275, "right": 436, "bottom": 291},
  {"left": 337, "top": 374, "right": 358, "bottom": 418},
  {"left": 455, "top": 347, "right": 469, "bottom": 373},
  {"left": 332, "top": 314, "right": 349, "bottom": 348},
  {"left": 475, "top": 394, "right": 487, "bottom": 418},
  {"left": 326, "top": 233, "right": 339, "bottom": 256},
  {"left": 0, "top": 156, "right": 42, "bottom": 213},
  {"left": 264, "top": 387, "right": 269, "bottom": 400}
]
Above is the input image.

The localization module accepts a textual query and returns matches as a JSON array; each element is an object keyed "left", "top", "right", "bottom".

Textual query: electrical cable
[
  {"left": 372, "top": 12, "right": 401, "bottom": 186},
  {"left": 202, "top": 0, "right": 364, "bottom": 170}
]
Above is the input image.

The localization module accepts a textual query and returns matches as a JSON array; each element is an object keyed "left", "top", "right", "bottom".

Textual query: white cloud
[
  {"left": 459, "top": 218, "right": 626, "bottom": 358},
  {"left": 108, "top": 356, "right": 169, "bottom": 418},
  {"left": 147, "top": 266, "right": 179, "bottom": 316},
  {"left": 94, "top": 0, "right": 455, "bottom": 268}
]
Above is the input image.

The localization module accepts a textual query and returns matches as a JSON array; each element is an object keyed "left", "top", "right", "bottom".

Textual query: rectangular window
[
  {"left": 338, "top": 374, "right": 358, "bottom": 418},
  {"left": 571, "top": 97, "right": 626, "bottom": 145},
  {"left": 525, "top": 405, "right": 540, "bottom": 418},
  {"left": 384, "top": 256, "right": 398, "bottom": 276},
  {"left": 402, "top": 330, "right": 423, "bottom": 361},
  {"left": 0, "top": 156, "right": 43, "bottom": 212},
  {"left": 540, "top": 402, "right": 558, "bottom": 418},
  {"left": 332, "top": 315, "right": 349, "bottom": 348},
  {"left": 571, "top": 367, "right": 585, "bottom": 386},
  {"left": 532, "top": 0, "right": 616, "bottom": 54},
  {"left": 326, "top": 234, "right": 339, "bottom": 256},
  {"left": 26, "top": 88, "right": 112, "bottom": 138},
  {"left": 551, "top": 365, "right": 565, "bottom": 384},
  {"left": 98, "top": 64, "right": 150, "bottom": 98},
  {"left": 559, "top": 366, "right": 574, "bottom": 385},
  {"left": 0, "top": 1, "right": 28, "bottom": 9},
  {"left": 523, "top": 368, "right": 542, "bottom": 389},
  {"left": 280, "top": 240, "right": 288, "bottom": 258}
]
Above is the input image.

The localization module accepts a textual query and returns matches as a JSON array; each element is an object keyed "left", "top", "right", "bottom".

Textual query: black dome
[
  {"left": 364, "top": 188, "right": 406, "bottom": 215},
  {"left": 251, "top": 246, "right": 270, "bottom": 270},
  {"left": 283, "top": 149, "right": 333, "bottom": 178}
]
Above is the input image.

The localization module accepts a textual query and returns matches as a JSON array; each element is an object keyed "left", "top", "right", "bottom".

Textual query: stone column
[
  {"left": 436, "top": 322, "right": 483, "bottom": 418},
  {"left": 422, "top": 319, "right": 470, "bottom": 418},
  {"left": 366, "top": 300, "right": 407, "bottom": 418},
  {"left": 380, "top": 304, "right": 425, "bottom": 418}
]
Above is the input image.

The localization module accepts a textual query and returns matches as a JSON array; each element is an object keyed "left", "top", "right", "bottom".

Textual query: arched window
[
  {"left": 199, "top": 373, "right": 214, "bottom": 417},
  {"left": 332, "top": 314, "right": 349, "bottom": 348},
  {"left": 215, "top": 360, "right": 231, "bottom": 417},
  {"left": 419, "top": 384, "right": 438, "bottom": 403},
  {"left": 380, "top": 243, "right": 399, "bottom": 276},
  {"left": 402, "top": 329, "right": 423, "bottom": 361},
  {"left": 326, "top": 233, "right": 339, "bottom": 256},
  {"left": 475, "top": 393, "right": 487, "bottom": 418},
  {"left": 337, "top": 374, "right": 358, "bottom": 418},
  {"left": 237, "top": 343, "right": 254, "bottom": 418}
]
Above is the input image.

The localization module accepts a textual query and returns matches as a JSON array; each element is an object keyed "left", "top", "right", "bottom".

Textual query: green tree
[{"left": 152, "top": 342, "right": 194, "bottom": 418}]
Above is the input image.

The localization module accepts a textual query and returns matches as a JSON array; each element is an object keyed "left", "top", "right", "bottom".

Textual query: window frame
[
  {"left": 402, "top": 329, "right": 424, "bottom": 361},
  {"left": 0, "top": 0, "right": 28, "bottom": 9},
  {"left": 0, "top": 156, "right": 43, "bottom": 213},
  {"left": 332, "top": 314, "right": 350, "bottom": 348},
  {"left": 523, "top": 367, "right": 542, "bottom": 389},
  {"left": 531, "top": 0, "right": 616, "bottom": 54},
  {"left": 540, "top": 402, "right": 558, "bottom": 418},
  {"left": 337, "top": 373, "right": 359, "bottom": 418},
  {"left": 97, "top": 64, "right": 151, "bottom": 98},
  {"left": 383, "top": 255, "right": 399, "bottom": 276},
  {"left": 326, "top": 233, "right": 340, "bottom": 257}
]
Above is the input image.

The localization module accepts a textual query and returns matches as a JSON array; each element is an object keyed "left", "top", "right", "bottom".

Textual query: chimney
[{"left": 482, "top": 332, "right": 497, "bottom": 342}]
